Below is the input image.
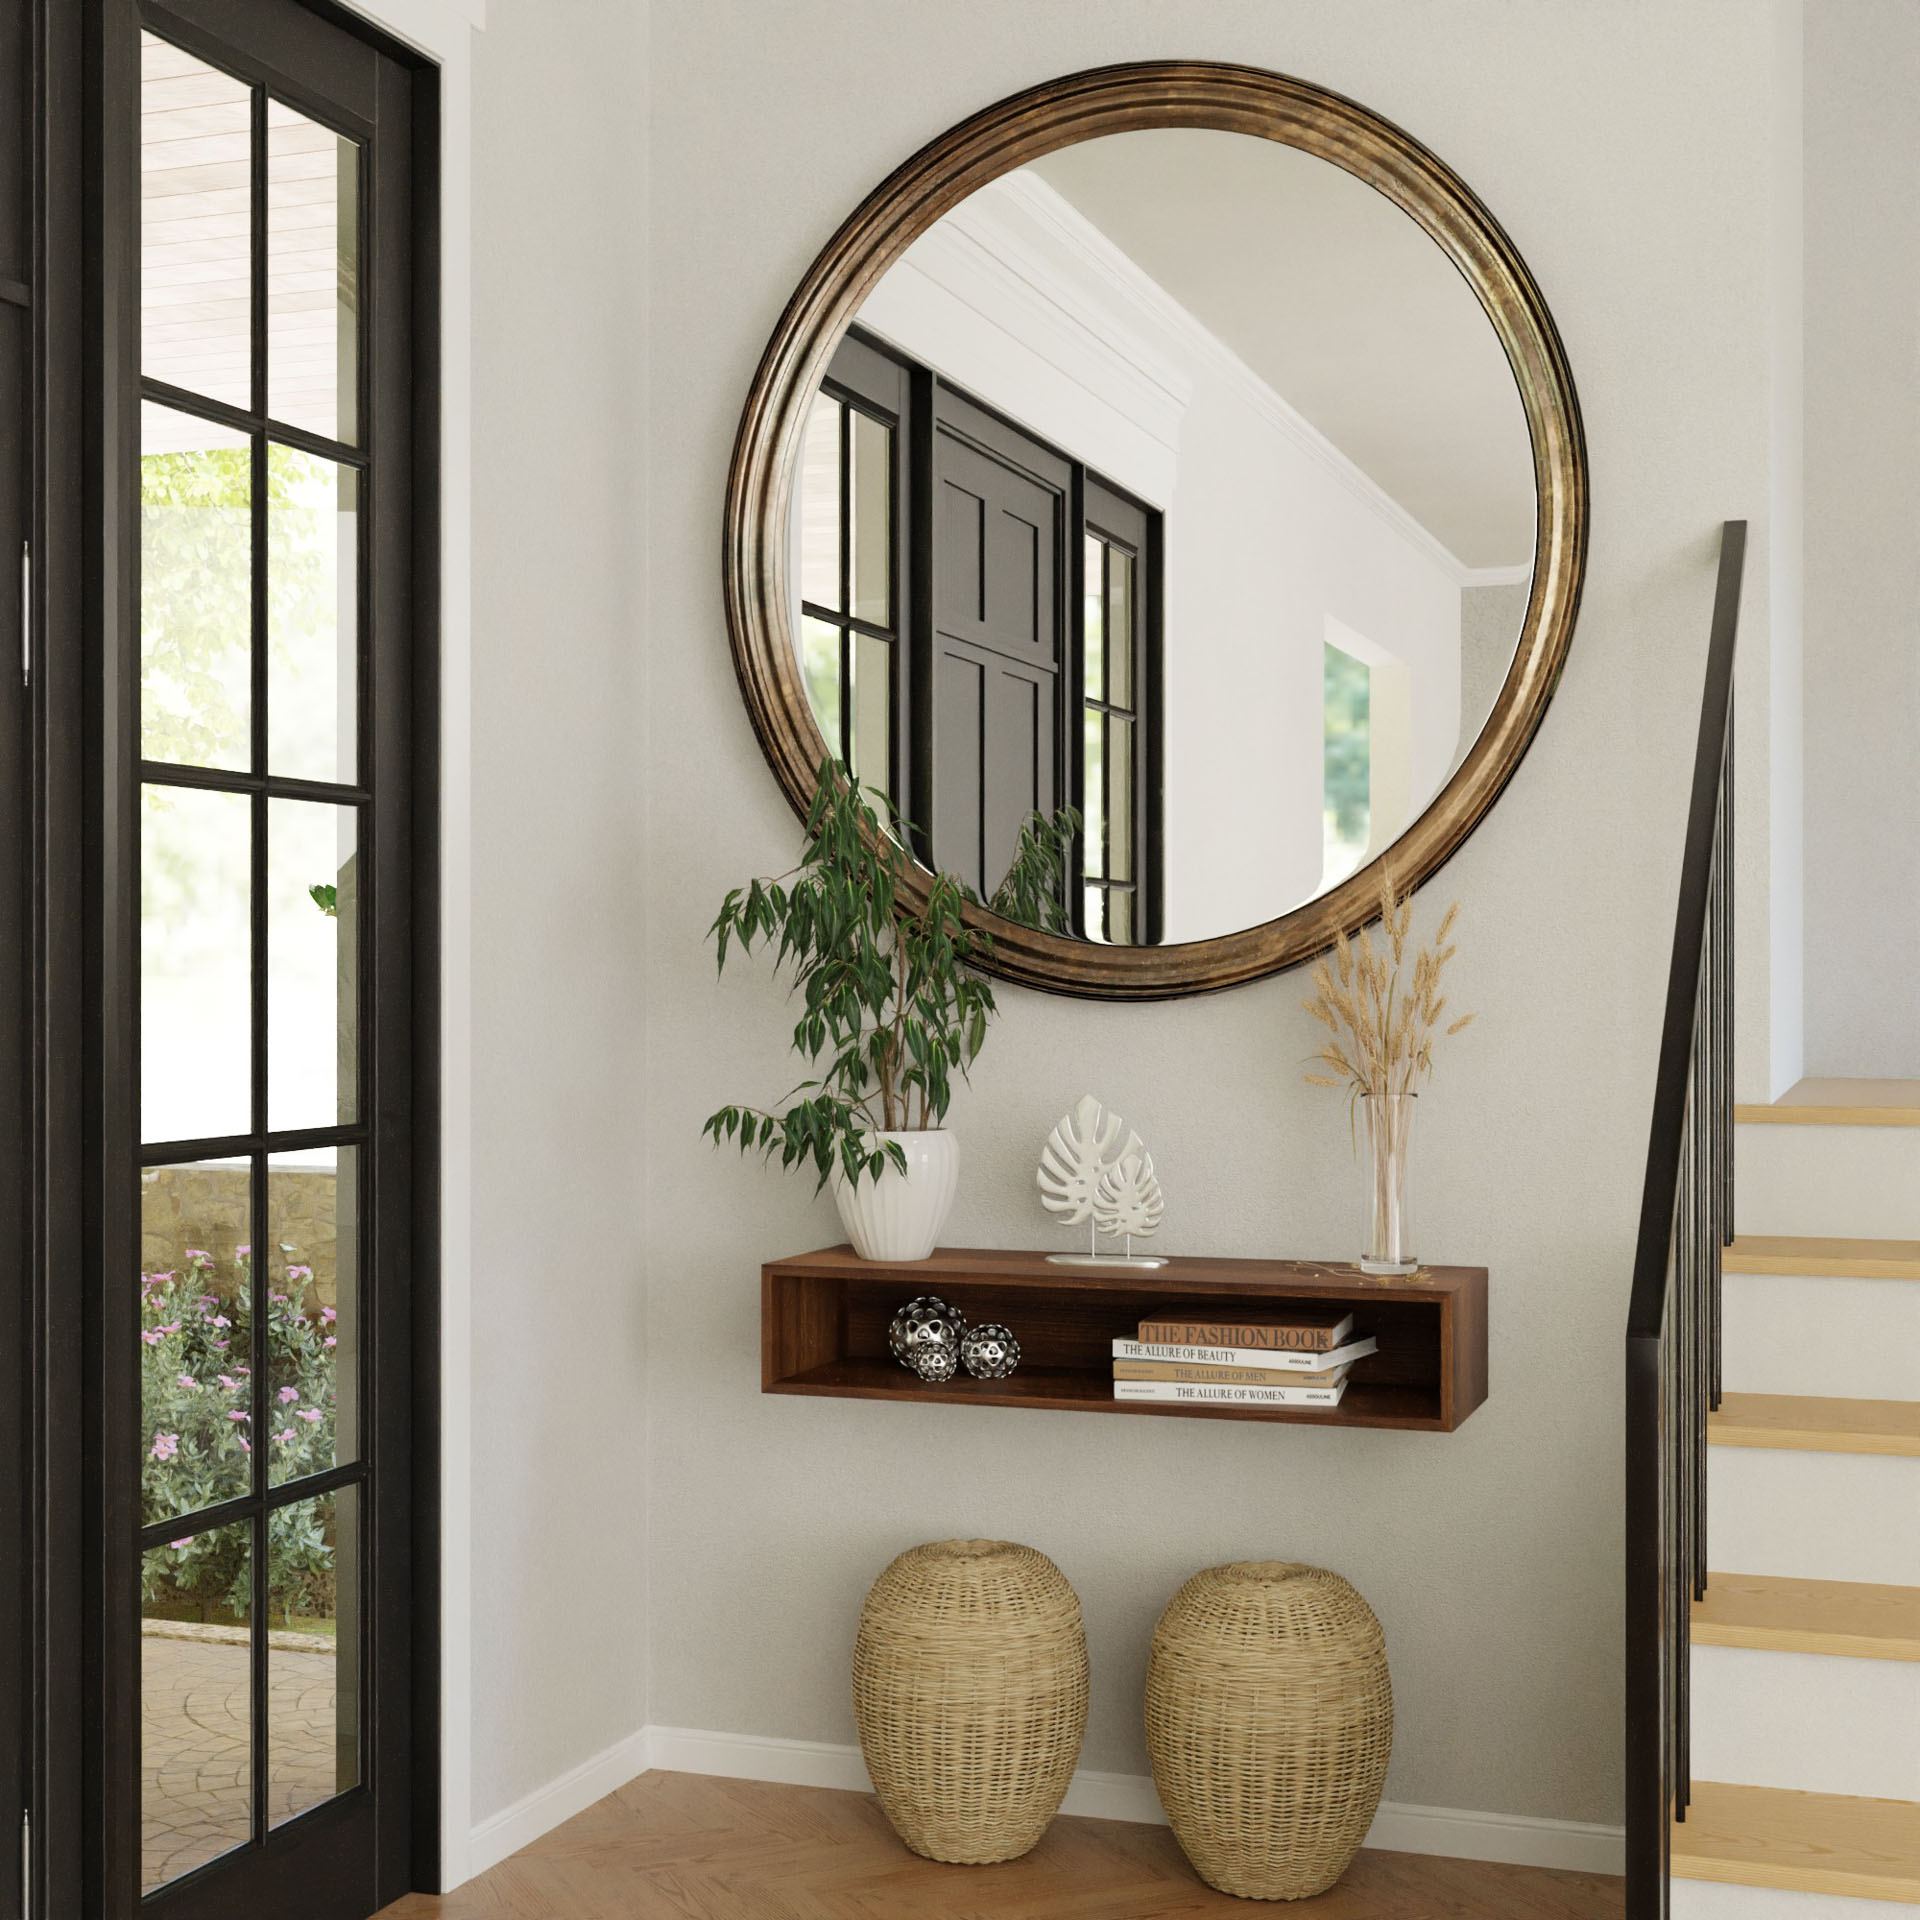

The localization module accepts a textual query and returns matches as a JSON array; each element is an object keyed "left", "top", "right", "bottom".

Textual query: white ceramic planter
[{"left": 832, "top": 1129, "right": 959, "bottom": 1262}]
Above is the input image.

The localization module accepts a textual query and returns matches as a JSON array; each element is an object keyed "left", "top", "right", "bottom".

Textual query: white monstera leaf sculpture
[
  {"left": 1037, "top": 1094, "right": 1139, "bottom": 1226},
  {"left": 1094, "top": 1149, "right": 1164, "bottom": 1244}
]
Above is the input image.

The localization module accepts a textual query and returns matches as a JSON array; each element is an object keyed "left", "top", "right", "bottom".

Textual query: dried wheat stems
[{"left": 1304, "top": 877, "right": 1474, "bottom": 1097}]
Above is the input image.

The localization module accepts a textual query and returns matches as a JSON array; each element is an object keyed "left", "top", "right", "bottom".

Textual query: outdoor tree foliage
[{"left": 705, "top": 758, "right": 1077, "bottom": 1191}]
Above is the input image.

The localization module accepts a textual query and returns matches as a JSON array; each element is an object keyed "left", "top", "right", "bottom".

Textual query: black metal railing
[{"left": 1625, "top": 520, "right": 1746, "bottom": 1914}]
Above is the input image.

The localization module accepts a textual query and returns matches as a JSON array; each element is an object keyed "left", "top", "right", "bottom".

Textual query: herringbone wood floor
[{"left": 381, "top": 1770, "right": 1625, "bottom": 1918}]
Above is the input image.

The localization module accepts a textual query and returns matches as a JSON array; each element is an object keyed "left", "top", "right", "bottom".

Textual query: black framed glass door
[{"left": 64, "top": 0, "right": 437, "bottom": 1912}]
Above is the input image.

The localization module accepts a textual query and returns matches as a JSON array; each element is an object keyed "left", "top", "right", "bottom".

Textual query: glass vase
[{"left": 1359, "top": 1093, "right": 1417, "bottom": 1275}]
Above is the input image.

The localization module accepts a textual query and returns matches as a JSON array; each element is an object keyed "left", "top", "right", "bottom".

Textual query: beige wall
[
  {"left": 1801, "top": 0, "right": 1920, "bottom": 1076},
  {"left": 636, "top": 0, "right": 1784, "bottom": 1833},
  {"left": 467, "top": 0, "right": 651, "bottom": 1825}
]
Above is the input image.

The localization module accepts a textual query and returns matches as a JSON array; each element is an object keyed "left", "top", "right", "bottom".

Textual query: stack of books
[{"left": 1111, "top": 1306, "right": 1378, "bottom": 1408}]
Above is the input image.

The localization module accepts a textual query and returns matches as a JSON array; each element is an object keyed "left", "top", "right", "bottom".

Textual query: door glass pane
[
  {"left": 267, "top": 101, "right": 359, "bottom": 443},
  {"left": 141, "top": 404, "right": 252, "bottom": 771},
  {"left": 1082, "top": 535, "right": 1105, "bottom": 703},
  {"left": 1082, "top": 707, "right": 1105, "bottom": 879},
  {"left": 268, "top": 447, "right": 357, "bottom": 783},
  {"left": 142, "top": 1517, "right": 252, "bottom": 1891},
  {"left": 800, "top": 615, "right": 842, "bottom": 762},
  {"left": 1108, "top": 715, "right": 1134, "bottom": 884},
  {"left": 140, "top": 34, "right": 251, "bottom": 411},
  {"left": 143, "top": 786, "right": 251, "bottom": 1144},
  {"left": 1107, "top": 547, "right": 1134, "bottom": 710},
  {"left": 266, "top": 1148, "right": 354, "bottom": 1485},
  {"left": 142, "top": 1160, "right": 253, "bottom": 1524},
  {"left": 268, "top": 800, "right": 358, "bottom": 1132},
  {"left": 849, "top": 408, "right": 891, "bottom": 625},
  {"left": 849, "top": 630, "right": 891, "bottom": 804},
  {"left": 799, "top": 392, "right": 842, "bottom": 612},
  {"left": 269, "top": 1486, "right": 358, "bottom": 1826}
]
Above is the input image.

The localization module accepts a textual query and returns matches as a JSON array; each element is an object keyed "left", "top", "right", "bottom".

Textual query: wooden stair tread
[
  {"left": 1736, "top": 1076, "right": 1920, "bottom": 1126},
  {"left": 1694, "top": 1572, "right": 1920, "bottom": 1661},
  {"left": 1727, "top": 1235, "right": 1920, "bottom": 1279},
  {"left": 1673, "top": 1781, "right": 1920, "bottom": 1900},
  {"left": 1709, "top": 1393, "right": 1920, "bottom": 1457}
]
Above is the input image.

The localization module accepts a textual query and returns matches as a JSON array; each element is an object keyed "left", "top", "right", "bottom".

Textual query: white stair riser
[
  {"left": 1689, "top": 1645, "right": 1920, "bottom": 1800},
  {"left": 1724, "top": 1272, "right": 1920, "bottom": 1399},
  {"left": 1710, "top": 1448, "right": 1920, "bottom": 1586},
  {"left": 1736, "top": 1126, "right": 1920, "bottom": 1239},
  {"left": 1673, "top": 1877, "right": 1920, "bottom": 1919}
]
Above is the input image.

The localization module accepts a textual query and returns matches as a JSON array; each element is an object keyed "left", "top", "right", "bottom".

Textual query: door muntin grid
[{"left": 136, "top": 23, "right": 372, "bottom": 1893}]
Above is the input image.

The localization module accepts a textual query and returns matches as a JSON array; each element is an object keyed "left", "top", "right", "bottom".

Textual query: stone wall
[{"left": 140, "top": 1165, "right": 345, "bottom": 1312}]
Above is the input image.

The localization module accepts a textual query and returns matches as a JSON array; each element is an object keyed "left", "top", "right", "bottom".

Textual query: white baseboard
[
  {"left": 467, "top": 1725, "right": 655, "bottom": 1878},
  {"left": 461, "top": 1723, "right": 1624, "bottom": 1888}
]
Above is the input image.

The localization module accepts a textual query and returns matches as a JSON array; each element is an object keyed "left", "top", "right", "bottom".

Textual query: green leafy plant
[{"left": 704, "top": 759, "right": 1075, "bottom": 1191}]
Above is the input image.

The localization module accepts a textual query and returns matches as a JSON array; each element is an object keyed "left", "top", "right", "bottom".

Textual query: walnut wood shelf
[{"left": 762, "top": 1246, "right": 1488, "bottom": 1431}]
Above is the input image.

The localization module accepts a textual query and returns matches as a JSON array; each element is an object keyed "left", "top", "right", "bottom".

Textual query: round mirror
[{"left": 726, "top": 63, "right": 1585, "bottom": 997}]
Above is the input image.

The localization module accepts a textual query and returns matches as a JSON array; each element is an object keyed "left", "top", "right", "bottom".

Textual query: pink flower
[
  {"left": 323, "top": 1336, "right": 336, "bottom": 1349},
  {"left": 295, "top": 1408, "right": 322, "bottom": 1425},
  {"left": 236, "top": 1244, "right": 250, "bottom": 1257},
  {"left": 176, "top": 1374, "right": 198, "bottom": 1391},
  {"left": 149, "top": 1433, "right": 179, "bottom": 1461},
  {"left": 217, "top": 1375, "right": 240, "bottom": 1391},
  {"left": 209, "top": 1315, "right": 229, "bottom": 1329},
  {"left": 321, "top": 1307, "right": 336, "bottom": 1324},
  {"left": 270, "top": 1292, "right": 287, "bottom": 1304},
  {"left": 210, "top": 1340, "right": 228, "bottom": 1351},
  {"left": 277, "top": 1385, "right": 298, "bottom": 1403},
  {"left": 226, "top": 1410, "right": 249, "bottom": 1423},
  {"left": 184, "top": 1249, "right": 210, "bottom": 1261},
  {"left": 274, "top": 1427, "right": 295, "bottom": 1445},
  {"left": 158, "top": 1321, "right": 180, "bottom": 1335},
  {"left": 140, "top": 1330, "right": 162, "bottom": 1347},
  {"left": 238, "top": 1437, "right": 250, "bottom": 1453},
  {"left": 171, "top": 1538, "right": 190, "bottom": 1550},
  {"left": 287, "top": 1265, "right": 312, "bottom": 1281}
]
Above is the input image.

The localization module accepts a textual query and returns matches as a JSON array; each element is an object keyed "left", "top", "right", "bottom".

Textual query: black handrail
[{"left": 1625, "top": 520, "right": 1746, "bottom": 1915}]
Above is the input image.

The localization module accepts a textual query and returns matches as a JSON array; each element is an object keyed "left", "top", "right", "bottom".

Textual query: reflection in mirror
[{"left": 789, "top": 128, "right": 1534, "bottom": 945}]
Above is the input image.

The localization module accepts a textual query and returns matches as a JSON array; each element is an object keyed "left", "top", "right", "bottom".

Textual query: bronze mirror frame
[{"left": 723, "top": 60, "right": 1586, "bottom": 999}]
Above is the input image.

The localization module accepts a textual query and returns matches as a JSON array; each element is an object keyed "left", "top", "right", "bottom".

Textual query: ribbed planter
[
  {"left": 1146, "top": 1562, "right": 1393, "bottom": 1900},
  {"left": 831, "top": 1129, "right": 958, "bottom": 1262},
  {"left": 853, "top": 1538, "right": 1088, "bottom": 1863}
]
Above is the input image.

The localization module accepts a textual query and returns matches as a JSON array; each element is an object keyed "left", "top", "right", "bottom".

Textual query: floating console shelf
[{"left": 763, "top": 1246, "right": 1488, "bottom": 1431}]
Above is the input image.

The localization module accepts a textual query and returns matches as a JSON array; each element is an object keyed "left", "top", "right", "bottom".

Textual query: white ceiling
[
  {"left": 140, "top": 31, "right": 351, "bottom": 451},
  {"left": 1028, "top": 129, "right": 1535, "bottom": 570}
]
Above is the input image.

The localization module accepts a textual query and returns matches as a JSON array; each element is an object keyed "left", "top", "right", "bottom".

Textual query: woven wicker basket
[
  {"left": 1145, "top": 1561, "right": 1392, "bottom": 1900},
  {"left": 853, "top": 1538, "right": 1089, "bottom": 1863}
]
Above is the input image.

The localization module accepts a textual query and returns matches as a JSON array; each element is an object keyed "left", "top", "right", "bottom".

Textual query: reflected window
[
  {"left": 797, "top": 381, "right": 900, "bottom": 811},
  {"left": 1080, "top": 505, "right": 1151, "bottom": 946},
  {"left": 1323, "top": 641, "right": 1371, "bottom": 887}
]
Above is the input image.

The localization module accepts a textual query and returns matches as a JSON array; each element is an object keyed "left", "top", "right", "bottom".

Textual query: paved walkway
[{"left": 141, "top": 1623, "right": 343, "bottom": 1892}]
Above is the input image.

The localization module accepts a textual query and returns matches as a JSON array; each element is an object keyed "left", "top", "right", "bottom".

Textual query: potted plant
[{"left": 705, "top": 760, "right": 1073, "bottom": 1261}]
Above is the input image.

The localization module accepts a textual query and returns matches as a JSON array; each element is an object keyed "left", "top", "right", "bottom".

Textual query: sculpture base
[{"left": 1045, "top": 1252, "right": 1170, "bottom": 1269}]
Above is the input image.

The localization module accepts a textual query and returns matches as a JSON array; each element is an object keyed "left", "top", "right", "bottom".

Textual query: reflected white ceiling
[{"left": 1029, "top": 129, "right": 1535, "bottom": 570}]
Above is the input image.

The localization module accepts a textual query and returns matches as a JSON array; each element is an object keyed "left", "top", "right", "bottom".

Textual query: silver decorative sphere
[
  {"left": 909, "top": 1341, "right": 959, "bottom": 1383},
  {"left": 889, "top": 1295, "right": 965, "bottom": 1371},
  {"left": 960, "top": 1322, "right": 1021, "bottom": 1380}
]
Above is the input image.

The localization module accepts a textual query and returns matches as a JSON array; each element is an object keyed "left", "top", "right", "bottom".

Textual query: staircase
[{"left": 1670, "top": 1083, "right": 1920, "bottom": 1916}]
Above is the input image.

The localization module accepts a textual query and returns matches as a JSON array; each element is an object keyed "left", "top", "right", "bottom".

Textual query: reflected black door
[
  {"left": 928, "top": 388, "right": 1068, "bottom": 899},
  {"left": 90, "top": 1, "right": 432, "bottom": 1913}
]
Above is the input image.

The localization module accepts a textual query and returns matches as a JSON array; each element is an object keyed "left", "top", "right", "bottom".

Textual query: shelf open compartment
[{"left": 763, "top": 1246, "right": 1487, "bottom": 1430}]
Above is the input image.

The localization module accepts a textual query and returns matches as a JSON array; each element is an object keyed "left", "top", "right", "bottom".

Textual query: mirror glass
[{"left": 789, "top": 127, "right": 1535, "bottom": 945}]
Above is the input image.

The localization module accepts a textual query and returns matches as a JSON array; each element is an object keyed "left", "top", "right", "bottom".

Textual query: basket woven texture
[
  {"left": 1145, "top": 1561, "right": 1393, "bottom": 1901},
  {"left": 853, "top": 1538, "right": 1089, "bottom": 1864}
]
